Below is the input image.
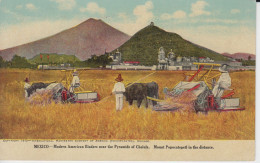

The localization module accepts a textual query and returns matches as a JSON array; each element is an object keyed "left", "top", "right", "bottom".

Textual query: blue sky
[{"left": 0, "top": 0, "right": 256, "bottom": 54}]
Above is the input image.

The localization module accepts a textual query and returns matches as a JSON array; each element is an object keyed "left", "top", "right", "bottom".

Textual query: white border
[{"left": 0, "top": 2, "right": 259, "bottom": 163}]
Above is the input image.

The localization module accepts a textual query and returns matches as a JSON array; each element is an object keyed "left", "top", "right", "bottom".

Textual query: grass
[{"left": 0, "top": 69, "right": 255, "bottom": 140}]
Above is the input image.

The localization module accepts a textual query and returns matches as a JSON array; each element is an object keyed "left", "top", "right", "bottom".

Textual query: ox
[
  {"left": 146, "top": 81, "right": 159, "bottom": 106},
  {"left": 124, "top": 82, "right": 159, "bottom": 108},
  {"left": 27, "top": 82, "right": 50, "bottom": 97}
]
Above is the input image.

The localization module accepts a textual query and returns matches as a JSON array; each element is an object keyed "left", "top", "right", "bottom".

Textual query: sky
[{"left": 0, "top": 0, "right": 256, "bottom": 54}]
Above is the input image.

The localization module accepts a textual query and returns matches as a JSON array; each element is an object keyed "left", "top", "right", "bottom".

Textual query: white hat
[{"left": 219, "top": 64, "right": 228, "bottom": 73}]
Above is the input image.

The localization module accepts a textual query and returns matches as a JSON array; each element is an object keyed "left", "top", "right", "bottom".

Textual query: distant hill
[
  {"left": 29, "top": 53, "right": 81, "bottom": 64},
  {"left": 0, "top": 18, "right": 130, "bottom": 61},
  {"left": 113, "top": 24, "right": 227, "bottom": 65},
  {"left": 222, "top": 52, "right": 256, "bottom": 60}
]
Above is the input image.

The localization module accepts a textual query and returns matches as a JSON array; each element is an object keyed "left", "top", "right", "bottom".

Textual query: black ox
[
  {"left": 124, "top": 82, "right": 159, "bottom": 108},
  {"left": 27, "top": 82, "right": 50, "bottom": 97}
]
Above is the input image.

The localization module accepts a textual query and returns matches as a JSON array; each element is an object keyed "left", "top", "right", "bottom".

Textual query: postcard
[{"left": 0, "top": 0, "right": 256, "bottom": 161}]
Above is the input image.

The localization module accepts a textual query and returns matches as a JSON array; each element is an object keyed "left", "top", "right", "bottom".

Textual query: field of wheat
[{"left": 0, "top": 69, "right": 255, "bottom": 140}]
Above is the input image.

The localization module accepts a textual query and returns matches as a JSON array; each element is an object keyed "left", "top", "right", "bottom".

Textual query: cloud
[
  {"left": 118, "top": 12, "right": 128, "bottom": 20},
  {"left": 231, "top": 9, "right": 240, "bottom": 14},
  {"left": 161, "top": 10, "right": 186, "bottom": 20},
  {"left": 15, "top": 4, "right": 37, "bottom": 10},
  {"left": 16, "top": 5, "right": 23, "bottom": 9},
  {"left": 1, "top": 8, "right": 29, "bottom": 21},
  {"left": 50, "top": 0, "right": 76, "bottom": 10},
  {"left": 161, "top": 1, "right": 210, "bottom": 20},
  {"left": 110, "top": 1, "right": 154, "bottom": 35},
  {"left": 133, "top": 1, "right": 153, "bottom": 25},
  {"left": 160, "top": 13, "right": 172, "bottom": 20},
  {"left": 0, "top": 18, "right": 85, "bottom": 50},
  {"left": 26, "top": 3, "right": 37, "bottom": 10},
  {"left": 189, "top": 0, "right": 210, "bottom": 17},
  {"left": 203, "top": 19, "right": 239, "bottom": 24},
  {"left": 173, "top": 10, "right": 187, "bottom": 19},
  {"left": 80, "top": 2, "right": 106, "bottom": 15}
]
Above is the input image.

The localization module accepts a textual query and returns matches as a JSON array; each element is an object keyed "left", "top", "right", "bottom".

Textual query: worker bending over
[
  {"left": 112, "top": 74, "right": 125, "bottom": 111},
  {"left": 212, "top": 64, "right": 231, "bottom": 98}
]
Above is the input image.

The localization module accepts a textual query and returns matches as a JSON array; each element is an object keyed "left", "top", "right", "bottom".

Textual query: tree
[
  {"left": 10, "top": 55, "right": 34, "bottom": 68},
  {"left": 85, "top": 54, "right": 112, "bottom": 68},
  {"left": 248, "top": 55, "right": 251, "bottom": 61},
  {"left": 0, "top": 56, "right": 6, "bottom": 68}
]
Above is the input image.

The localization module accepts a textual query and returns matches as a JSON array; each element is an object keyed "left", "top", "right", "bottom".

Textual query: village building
[
  {"left": 60, "top": 63, "right": 71, "bottom": 67},
  {"left": 176, "top": 56, "right": 182, "bottom": 62},
  {"left": 106, "top": 46, "right": 248, "bottom": 71},
  {"left": 168, "top": 49, "right": 176, "bottom": 66},
  {"left": 109, "top": 49, "right": 122, "bottom": 65},
  {"left": 157, "top": 47, "right": 168, "bottom": 70},
  {"left": 191, "top": 57, "right": 198, "bottom": 62},
  {"left": 199, "top": 57, "right": 206, "bottom": 63},
  {"left": 123, "top": 61, "right": 140, "bottom": 66},
  {"left": 229, "top": 61, "right": 242, "bottom": 67}
]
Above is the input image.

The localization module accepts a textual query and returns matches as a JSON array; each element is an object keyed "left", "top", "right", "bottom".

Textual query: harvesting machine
[
  {"left": 60, "top": 69, "right": 100, "bottom": 103},
  {"left": 150, "top": 63, "right": 245, "bottom": 113}
]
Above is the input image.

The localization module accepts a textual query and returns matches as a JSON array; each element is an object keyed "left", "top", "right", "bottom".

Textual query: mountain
[
  {"left": 0, "top": 18, "right": 130, "bottom": 61},
  {"left": 222, "top": 52, "right": 256, "bottom": 60},
  {"left": 113, "top": 24, "right": 227, "bottom": 65}
]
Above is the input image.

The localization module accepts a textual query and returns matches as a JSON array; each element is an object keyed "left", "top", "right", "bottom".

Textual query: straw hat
[
  {"left": 115, "top": 74, "right": 123, "bottom": 82},
  {"left": 219, "top": 64, "right": 229, "bottom": 73}
]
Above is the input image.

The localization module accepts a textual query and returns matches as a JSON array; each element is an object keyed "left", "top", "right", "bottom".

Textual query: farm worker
[
  {"left": 24, "top": 77, "right": 31, "bottom": 99},
  {"left": 69, "top": 70, "right": 80, "bottom": 93},
  {"left": 212, "top": 64, "right": 231, "bottom": 98},
  {"left": 112, "top": 74, "right": 125, "bottom": 111}
]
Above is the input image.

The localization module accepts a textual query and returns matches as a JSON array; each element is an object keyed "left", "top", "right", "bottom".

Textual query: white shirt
[
  {"left": 112, "top": 82, "right": 125, "bottom": 97},
  {"left": 24, "top": 83, "right": 31, "bottom": 97},
  {"left": 217, "top": 72, "right": 231, "bottom": 89},
  {"left": 72, "top": 76, "right": 80, "bottom": 86}
]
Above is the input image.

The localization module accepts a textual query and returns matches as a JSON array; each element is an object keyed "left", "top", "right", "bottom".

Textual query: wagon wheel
[{"left": 194, "top": 88, "right": 211, "bottom": 113}]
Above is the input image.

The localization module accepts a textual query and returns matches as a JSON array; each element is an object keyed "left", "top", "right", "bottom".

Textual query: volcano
[{"left": 0, "top": 18, "right": 130, "bottom": 61}]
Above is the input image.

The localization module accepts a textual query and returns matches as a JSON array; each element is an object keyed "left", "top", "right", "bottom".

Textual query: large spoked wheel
[{"left": 194, "top": 88, "right": 211, "bottom": 113}]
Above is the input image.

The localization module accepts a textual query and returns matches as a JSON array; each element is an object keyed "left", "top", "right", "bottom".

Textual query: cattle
[
  {"left": 124, "top": 83, "right": 148, "bottom": 108},
  {"left": 124, "top": 82, "right": 159, "bottom": 108},
  {"left": 27, "top": 82, "right": 50, "bottom": 97},
  {"left": 146, "top": 82, "right": 159, "bottom": 106}
]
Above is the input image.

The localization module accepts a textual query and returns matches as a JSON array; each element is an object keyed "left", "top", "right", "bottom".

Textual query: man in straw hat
[
  {"left": 69, "top": 69, "right": 80, "bottom": 93},
  {"left": 24, "top": 77, "right": 31, "bottom": 99},
  {"left": 212, "top": 64, "right": 231, "bottom": 98},
  {"left": 112, "top": 74, "right": 125, "bottom": 111}
]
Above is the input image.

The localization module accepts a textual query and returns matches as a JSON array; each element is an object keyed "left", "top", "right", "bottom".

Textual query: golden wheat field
[{"left": 0, "top": 69, "right": 255, "bottom": 140}]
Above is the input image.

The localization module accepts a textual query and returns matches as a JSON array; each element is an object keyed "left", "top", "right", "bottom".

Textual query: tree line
[{"left": 0, "top": 54, "right": 113, "bottom": 69}]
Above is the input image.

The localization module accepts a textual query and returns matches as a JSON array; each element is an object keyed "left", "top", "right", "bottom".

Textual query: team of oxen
[{"left": 26, "top": 81, "right": 159, "bottom": 108}]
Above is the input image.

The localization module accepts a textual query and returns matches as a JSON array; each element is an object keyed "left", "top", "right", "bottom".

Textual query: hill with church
[{"left": 113, "top": 23, "right": 227, "bottom": 65}]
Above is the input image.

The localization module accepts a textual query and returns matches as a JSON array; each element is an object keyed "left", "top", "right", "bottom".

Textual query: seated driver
[
  {"left": 212, "top": 64, "right": 231, "bottom": 98},
  {"left": 69, "top": 70, "right": 80, "bottom": 93}
]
